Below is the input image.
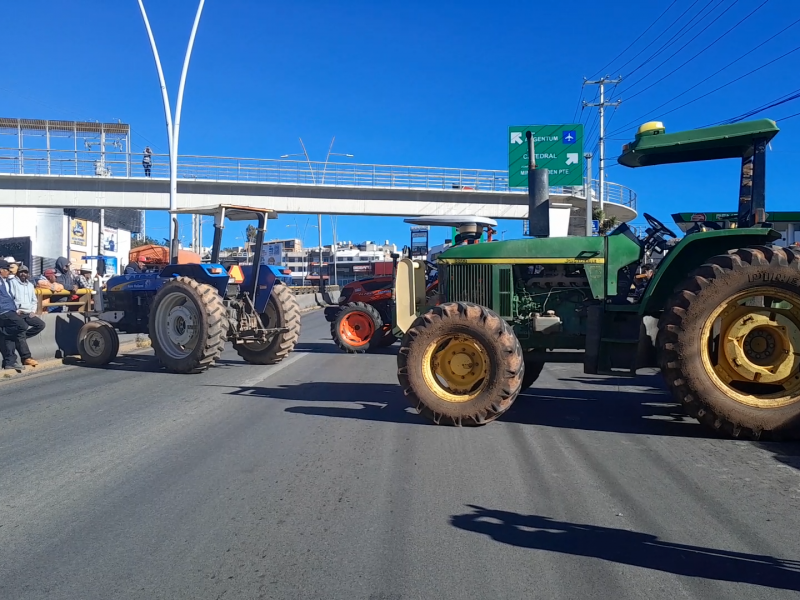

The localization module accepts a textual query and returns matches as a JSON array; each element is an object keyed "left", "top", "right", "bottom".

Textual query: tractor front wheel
[
  {"left": 331, "top": 302, "right": 384, "bottom": 353},
  {"left": 397, "top": 302, "right": 524, "bottom": 426},
  {"left": 658, "top": 245, "right": 800, "bottom": 440},
  {"left": 77, "top": 320, "right": 119, "bottom": 366},
  {"left": 149, "top": 277, "right": 227, "bottom": 373}
]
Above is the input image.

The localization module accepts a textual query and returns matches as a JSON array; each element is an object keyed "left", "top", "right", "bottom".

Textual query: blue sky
[{"left": 3, "top": 0, "right": 800, "bottom": 250}]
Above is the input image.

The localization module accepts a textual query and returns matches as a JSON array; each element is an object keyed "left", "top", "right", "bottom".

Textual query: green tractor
[{"left": 394, "top": 118, "right": 800, "bottom": 440}]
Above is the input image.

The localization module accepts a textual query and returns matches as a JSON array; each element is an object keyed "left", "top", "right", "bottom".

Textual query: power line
[
  {"left": 623, "top": 0, "right": 729, "bottom": 80},
  {"left": 571, "top": 86, "right": 585, "bottom": 123},
  {"left": 607, "top": 20, "right": 800, "bottom": 137},
  {"left": 704, "top": 88, "right": 800, "bottom": 125},
  {"left": 620, "top": 0, "right": 770, "bottom": 104},
  {"left": 612, "top": 0, "right": 706, "bottom": 76},
  {"left": 588, "top": 0, "right": 680, "bottom": 78},
  {"left": 774, "top": 109, "right": 800, "bottom": 122}
]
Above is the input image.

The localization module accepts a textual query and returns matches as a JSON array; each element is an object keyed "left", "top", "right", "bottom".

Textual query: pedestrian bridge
[{"left": 0, "top": 149, "right": 637, "bottom": 222}]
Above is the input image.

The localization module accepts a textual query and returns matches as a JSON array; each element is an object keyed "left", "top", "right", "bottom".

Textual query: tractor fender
[
  {"left": 160, "top": 264, "right": 230, "bottom": 298},
  {"left": 239, "top": 264, "right": 278, "bottom": 313},
  {"left": 639, "top": 227, "right": 781, "bottom": 315}
]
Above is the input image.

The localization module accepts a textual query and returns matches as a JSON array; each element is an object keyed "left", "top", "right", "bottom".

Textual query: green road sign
[{"left": 508, "top": 124, "right": 584, "bottom": 187}]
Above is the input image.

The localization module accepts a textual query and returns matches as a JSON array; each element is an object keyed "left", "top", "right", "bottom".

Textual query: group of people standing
[
  {"left": 0, "top": 258, "right": 46, "bottom": 371},
  {"left": 0, "top": 256, "right": 97, "bottom": 372}
]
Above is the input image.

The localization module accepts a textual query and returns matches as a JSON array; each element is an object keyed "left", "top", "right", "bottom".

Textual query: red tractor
[
  {"left": 324, "top": 215, "right": 496, "bottom": 353},
  {"left": 325, "top": 273, "right": 438, "bottom": 352}
]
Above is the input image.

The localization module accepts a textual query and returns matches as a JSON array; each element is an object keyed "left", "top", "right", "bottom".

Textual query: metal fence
[{"left": 0, "top": 147, "right": 637, "bottom": 211}]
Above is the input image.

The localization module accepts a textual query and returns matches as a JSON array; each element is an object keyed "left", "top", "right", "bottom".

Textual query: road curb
[{"left": 1, "top": 336, "right": 150, "bottom": 382}]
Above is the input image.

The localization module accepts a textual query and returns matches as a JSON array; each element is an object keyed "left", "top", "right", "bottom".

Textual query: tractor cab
[{"left": 176, "top": 204, "right": 279, "bottom": 314}]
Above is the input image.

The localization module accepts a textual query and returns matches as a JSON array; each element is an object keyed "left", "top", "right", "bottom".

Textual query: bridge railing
[{"left": 0, "top": 147, "right": 636, "bottom": 211}]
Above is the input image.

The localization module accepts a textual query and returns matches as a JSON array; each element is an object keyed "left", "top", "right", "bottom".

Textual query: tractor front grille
[{"left": 439, "top": 263, "right": 493, "bottom": 307}]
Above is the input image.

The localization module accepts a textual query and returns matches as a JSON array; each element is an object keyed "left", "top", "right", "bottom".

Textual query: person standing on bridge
[{"left": 143, "top": 147, "right": 152, "bottom": 177}]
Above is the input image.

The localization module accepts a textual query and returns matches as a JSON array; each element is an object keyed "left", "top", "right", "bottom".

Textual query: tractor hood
[{"left": 437, "top": 237, "right": 606, "bottom": 264}]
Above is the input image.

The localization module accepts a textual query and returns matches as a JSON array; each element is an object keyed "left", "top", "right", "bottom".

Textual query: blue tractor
[{"left": 77, "top": 205, "right": 301, "bottom": 373}]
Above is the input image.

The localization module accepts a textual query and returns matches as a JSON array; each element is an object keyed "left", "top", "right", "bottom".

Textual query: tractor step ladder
[{"left": 595, "top": 306, "right": 640, "bottom": 376}]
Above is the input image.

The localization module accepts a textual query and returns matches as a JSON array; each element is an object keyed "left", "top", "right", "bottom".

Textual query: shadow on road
[
  {"left": 63, "top": 352, "right": 164, "bottom": 373},
  {"left": 221, "top": 381, "right": 426, "bottom": 425},
  {"left": 450, "top": 505, "right": 800, "bottom": 592},
  {"left": 511, "top": 373, "right": 715, "bottom": 439},
  {"left": 292, "top": 341, "right": 399, "bottom": 355},
  {"left": 217, "top": 375, "right": 715, "bottom": 437},
  {"left": 756, "top": 442, "right": 800, "bottom": 472}
]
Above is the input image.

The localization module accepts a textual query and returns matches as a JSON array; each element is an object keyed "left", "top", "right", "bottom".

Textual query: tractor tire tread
[
  {"left": 331, "top": 301, "right": 384, "bottom": 353},
  {"left": 657, "top": 245, "right": 800, "bottom": 440},
  {"left": 397, "top": 301, "right": 523, "bottom": 426},
  {"left": 150, "top": 276, "right": 226, "bottom": 374},
  {"left": 235, "top": 282, "right": 301, "bottom": 365}
]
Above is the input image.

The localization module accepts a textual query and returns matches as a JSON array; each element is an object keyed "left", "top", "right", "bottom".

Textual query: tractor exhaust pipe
[{"left": 526, "top": 130, "right": 550, "bottom": 237}]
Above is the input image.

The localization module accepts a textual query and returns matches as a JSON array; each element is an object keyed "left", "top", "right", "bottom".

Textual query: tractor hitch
[{"left": 235, "top": 327, "right": 290, "bottom": 342}]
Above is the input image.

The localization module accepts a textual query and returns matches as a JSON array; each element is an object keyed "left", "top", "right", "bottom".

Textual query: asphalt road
[{"left": 1, "top": 309, "right": 799, "bottom": 600}]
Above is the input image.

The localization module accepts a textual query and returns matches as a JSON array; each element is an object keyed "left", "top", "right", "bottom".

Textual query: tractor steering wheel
[{"left": 643, "top": 212, "right": 677, "bottom": 239}]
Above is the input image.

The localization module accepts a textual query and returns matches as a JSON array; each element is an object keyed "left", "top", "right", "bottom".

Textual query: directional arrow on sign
[
  {"left": 565, "top": 153, "right": 579, "bottom": 165},
  {"left": 510, "top": 131, "right": 523, "bottom": 145}
]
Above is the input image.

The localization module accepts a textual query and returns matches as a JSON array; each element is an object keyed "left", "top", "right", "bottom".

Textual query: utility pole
[
  {"left": 584, "top": 152, "right": 593, "bottom": 236},
  {"left": 583, "top": 76, "right": 621, "bottom": 213}
]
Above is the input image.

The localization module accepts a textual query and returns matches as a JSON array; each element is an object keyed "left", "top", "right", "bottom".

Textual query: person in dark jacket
[
  {"left": 55, "top": 257, "right": 78, "bottom": 292},
  {"left": 0, "top": 259, "right": 29, "bottom": 371},
  {"left": 124, "top": 260, "right": 143, "bottom": 274},
  {"left": 50, "top": 257, "right": 80, "bottom": 313}
]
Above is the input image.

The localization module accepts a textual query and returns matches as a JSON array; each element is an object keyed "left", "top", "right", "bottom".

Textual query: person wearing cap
[
  {"left": 0, "top": 259, "right": 31, "bottom": 371},
  {"left": 76, "top": 264, "right": 94, "bottom": 290},
  {"left": 36, "top": 268, "right": 64, "bottom": 292},
  {"left": 36, "top": 268, "right": 65, "bottom": 313},
  {"left": 7, "top": 264, "right": 43, "bottom": 366},
  {"left": 4, "top": 257, "right": 18, "bottom": 277}
]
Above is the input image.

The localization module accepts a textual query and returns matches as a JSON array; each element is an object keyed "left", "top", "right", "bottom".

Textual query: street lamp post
[
  {"left": 136, "top": 0, "right": 205, "bottom": 260},
  {"left": 282, "top": 137, "right": 353, "bottom": 294}
]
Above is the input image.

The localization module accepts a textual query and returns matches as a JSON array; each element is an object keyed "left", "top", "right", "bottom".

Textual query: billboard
[
  {"left": 70, "top": 219, "right": 88, "bottom": 246},
  {"left": 410, "top": 226, "right": 429, "bottom": 259},
  {"left": 261, "top": 242, "right": 284, "bottom": 266},
  {"left": 103, "top": 227, "right": 118, "bottom": 253},
  {"left": 105, "top": 256, "right": 118, "bottom": 275}
]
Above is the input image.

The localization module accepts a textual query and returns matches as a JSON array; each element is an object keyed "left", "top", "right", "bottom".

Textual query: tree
[
  {"left": 246, "top": 224, "right": 257, "bottom": 243},
  {"left": 131, "top": 235, "right": 163, "bottom": 248},
  {"left": 592, "top": 208, "right": 619, "bottom": 236}
]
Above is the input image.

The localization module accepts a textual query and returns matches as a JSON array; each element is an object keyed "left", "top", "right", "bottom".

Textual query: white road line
[{"left": 237, "top": 351, "right": 310, "bottom": 388}]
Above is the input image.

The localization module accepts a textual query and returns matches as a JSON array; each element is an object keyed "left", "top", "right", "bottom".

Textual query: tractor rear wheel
[
  {"left": 77, "top": 320, "right": 119, "bottom": 366},
  {"left": 234, "top": 283, "right": 301, "bottom": 364},
  {"left": 658, "top": 245, "right": 800, "bottom": 440},
  {"left": 521, "top": 360, "right": 544, "bottom": 391},
  {"left": 397, "top": 302, "right": 524, "bottom": 426},
  {"left": 331, "top": 302, "right": 384, "bottom": 353},
  {"left": 149, "top": 276, "right": 227, "bottom": 373}
]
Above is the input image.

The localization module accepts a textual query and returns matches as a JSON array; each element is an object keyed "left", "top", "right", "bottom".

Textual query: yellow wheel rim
[
  {"left": 701, "top": 286, "right": 800, "bottom": 408},
  {"left": 421, "top": 334, "right": 490, "bottom": 403}
]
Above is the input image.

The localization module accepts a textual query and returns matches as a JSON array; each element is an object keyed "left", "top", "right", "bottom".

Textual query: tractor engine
[
  {"left": 438, "top": 262, "right": 594, "bottom": 349},
  {"left": 513, "top": 264, "right": 594, "bottom": 341},
  {"left": 103, "top": 288, "right": 156, "bottom": 333}
]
